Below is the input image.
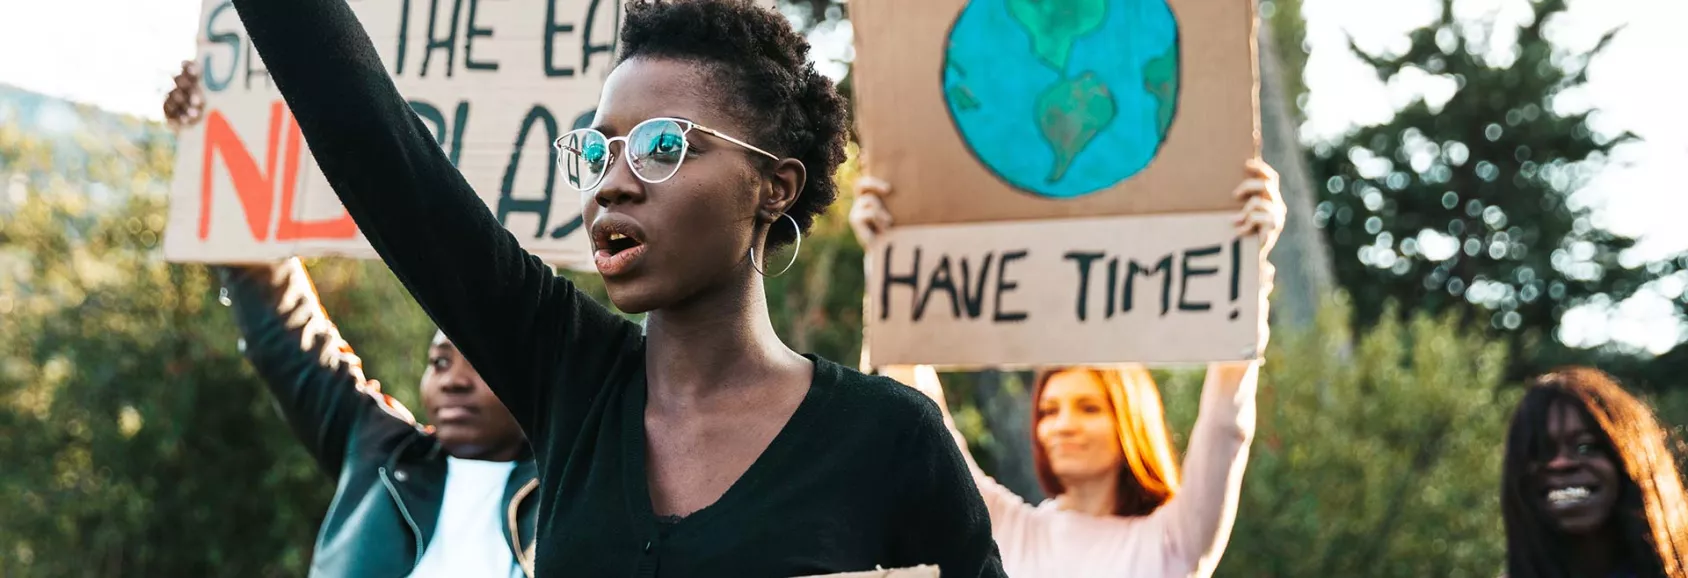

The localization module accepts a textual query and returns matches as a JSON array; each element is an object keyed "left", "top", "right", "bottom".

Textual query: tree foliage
[
  {"left": 0, "top": 148, "right": 331, "bottom": 574},
  {"left": 1310, "top": 0, "right": 1672, "bottom": 379},
  {"left": 1159, "top": 294, "right": 1516, "bottom": 577}
]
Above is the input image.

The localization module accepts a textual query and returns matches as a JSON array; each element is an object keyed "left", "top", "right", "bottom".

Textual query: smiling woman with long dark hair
[
  {"left": 225, "top": 0, "right": 1007, "bottom": 575},
  {"left": 1502, "top": 367, "right": 1688, "bottom": 578}
]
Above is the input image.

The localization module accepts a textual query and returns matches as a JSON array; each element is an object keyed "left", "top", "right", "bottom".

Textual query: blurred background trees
[
  {"left": 0, "top": 115, "right": 330, "bottom": 576},
  {"left": 1307, "top": 0, "right": 1684, "bottom": 389}
]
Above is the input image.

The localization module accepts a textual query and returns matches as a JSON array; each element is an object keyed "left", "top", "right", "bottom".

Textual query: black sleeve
[
  {"left": 228, "top": 0, "right": 642, "bottom": 442},
  {"left": 218, "top": 261, "right": 420, "bottom": 478},
  {"left": 890, "top": 399, "right": 1010, "bottom": 578}
]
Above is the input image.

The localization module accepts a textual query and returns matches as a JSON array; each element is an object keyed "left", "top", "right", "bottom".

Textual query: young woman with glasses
[{"left": 227, "top": 0, "right": 1007, "bottom": 575}]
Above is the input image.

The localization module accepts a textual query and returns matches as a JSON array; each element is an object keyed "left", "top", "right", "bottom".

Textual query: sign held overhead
[
  {"left": 852, "top": 0, "right": 1263, "bottom": 368},
  {"left": 166, "top": 0, "right": 794, "bottom": 266}
]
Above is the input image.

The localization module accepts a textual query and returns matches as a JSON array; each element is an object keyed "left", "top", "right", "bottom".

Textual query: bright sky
[{"left": 1, "top": 0, "right": 1683, "bottom": 352}]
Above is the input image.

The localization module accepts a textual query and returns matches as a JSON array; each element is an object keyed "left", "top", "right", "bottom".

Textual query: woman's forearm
[
  {"left": 1158, "top": 360, "right": 1259, "bottom": 577},
  {"left": 230, "top": 0, "right": 638, "bottom": 436}
]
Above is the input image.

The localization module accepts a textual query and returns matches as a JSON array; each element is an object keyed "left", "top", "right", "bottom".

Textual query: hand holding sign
[
  {"left": 855, "top": 161, "right": 1284, "bottom": 367},
  {"left": 164, "top": 61, "right": 205, "bottom": 129},
  {"left": 1232, "top": 159, "right": 1284, "bottom": 254},
  {"left": 850, "top": 176, "right": 894, "bottom": 246},
  {"left": 853, "top": 162, "right": 1287, "bottom": 258}
]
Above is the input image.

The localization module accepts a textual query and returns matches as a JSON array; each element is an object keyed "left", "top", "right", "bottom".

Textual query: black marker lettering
[
  {"left": 1179, "top": 245, "right": 1222, "bottom": 312},
  {"left": 880, "top": 245, "right": 921, "bottom": 321},
  {"left": 464, "top": 0, "right": 499, "bottom": 71},
  {"left": 957, "top": 254, "right": 994, "bottom": 318},
  {"left": 1122, "top": 255, "right": 1174, "bottom": 316},
  {"left": 1105, "top": 257, "right": 1119, "bottom": 319},
  {"left": 243, "top": 41, "right": 271, "bottom": 90},
  {"left": 570, "top": 109, "right": 596, "bottom": 131},
  {"left": 395, "top": 0, "right": 413, "bottom": 75},
  {"left": 994, "top": 250, "right": 1029, "bottom": 322},
  {"left": 917, "top": 255, "right": 960, "bottom": 320},
  {"left": 1063, "top": 251, "right": 1105, "bottom": 321},
  {"left": 497, "top": 105, "right": 559, "bottom": 237},
  {"left": 551, "top": 214, "right": 584, "bottom": 239},
  {"left": 1229, "top": 237, "right": 1243, "bottom": 320},
  {"left": 446, "top": 101, "right": 470, "bottom": 166},
  {"left": 543, "top": 0, "right": 577, "bottom": 77},
  {"left": 581, "top": 0, "right": 619, "bottom": 75},
  {"left": 421, "top": 0, "right": 465, "bottom": 77},
  {"left": 410, "top": 100, "right": 448, "bottom": 144},
  {"left": 409, "top": 100, "right": 471, "bottom": 166}
]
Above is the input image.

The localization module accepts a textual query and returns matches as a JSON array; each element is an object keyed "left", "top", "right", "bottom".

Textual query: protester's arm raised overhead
[
  {"left": 218, "top": 260, "right": 422, "bottom": 477},
  {"left": 1155, "top": 161, "right": 1282, "bottom": 576},
  {"left": 227, "top": 0, "right": 641, "bottom": 438}
]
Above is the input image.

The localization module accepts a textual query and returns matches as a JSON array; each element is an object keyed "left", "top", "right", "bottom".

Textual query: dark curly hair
[{"left": 618, "top": 0, "right": 849, "bottom": 248}]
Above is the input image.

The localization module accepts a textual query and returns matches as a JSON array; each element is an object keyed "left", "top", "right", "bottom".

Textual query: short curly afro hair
[{"left": 618, "top": 0, "right": 849, "bottom": 248}]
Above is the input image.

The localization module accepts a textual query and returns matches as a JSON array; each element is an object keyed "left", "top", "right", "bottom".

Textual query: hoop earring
[{"left": 748, "top": 213, "right": 802, "bottom": 278}]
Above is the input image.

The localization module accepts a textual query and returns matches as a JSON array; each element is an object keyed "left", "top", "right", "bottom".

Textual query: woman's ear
[{"left": 759, "top": 158, "right": 807, "bottom": 221}]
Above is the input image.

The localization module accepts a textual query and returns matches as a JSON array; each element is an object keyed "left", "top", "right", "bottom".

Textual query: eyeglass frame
[{"left": 552, "top": 117, "right": 781, "bottom": 192}]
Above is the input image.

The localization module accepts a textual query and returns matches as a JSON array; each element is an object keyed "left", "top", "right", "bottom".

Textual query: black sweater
[{"left": 228, "top": 0, "right": 1007, "bottom": 576}]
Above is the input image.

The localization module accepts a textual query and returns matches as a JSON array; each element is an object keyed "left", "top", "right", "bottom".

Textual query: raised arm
[
  {"left": 218, "top": 260, "right": 419, "bottom": 478},
  {"left": 1158, "top": 160, "right": 1281, "bottom": 576},
  {"left": 1155, "top": 361, "right": 1258, "bottom": 577},
  {"left": 228, "top": 0, "right": 640, "bottom": 436}
]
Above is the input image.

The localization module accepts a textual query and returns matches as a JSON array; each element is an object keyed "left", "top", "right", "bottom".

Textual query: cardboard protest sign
[
  {"left": 165, "top": 0, "right": 768, "bottom": 266},
  {"left": 851, "top": 0, "right": 1259, "bottom": 225},
  {"left": 864, "top": 212, "right": 1263, "bottom": 367},
  {"left": 851, "top": 0, "right": 1262, "bottom": 367}
]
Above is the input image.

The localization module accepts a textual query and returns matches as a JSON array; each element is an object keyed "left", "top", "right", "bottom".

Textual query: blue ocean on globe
[{"left": 943, "top": 0, "right": 1180, "bottom": 199}]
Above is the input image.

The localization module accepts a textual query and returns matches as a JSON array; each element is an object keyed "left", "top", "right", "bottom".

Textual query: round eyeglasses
[{"left": 553, "top": 117, "right": 780, "bottom": 192}]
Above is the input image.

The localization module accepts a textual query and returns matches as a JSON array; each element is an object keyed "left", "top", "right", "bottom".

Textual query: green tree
[
  {"left": 1157, "top": 295, "right": 1515, "bottom": 577},
  {"left": 0, "top": 189, "right": 331, "bottom": 575},
  {"left": 1311, "top": 0, "right": 1660, "bottom": 378},
  {"left": 0, "top": 100, "right": 455, "bottom": 576}
]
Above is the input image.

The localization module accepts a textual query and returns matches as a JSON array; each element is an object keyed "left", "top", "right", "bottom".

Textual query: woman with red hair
[{"left": 856, "top": 161, "right": 1282, "bottom": 578}]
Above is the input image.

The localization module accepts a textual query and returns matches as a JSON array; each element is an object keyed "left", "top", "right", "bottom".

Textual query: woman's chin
[
  {"left": 1051, "top": 464, "right": 1117, "bottom": 484},
  {"left": 604, "top": 283, "right": 661, "bottom": 315}
]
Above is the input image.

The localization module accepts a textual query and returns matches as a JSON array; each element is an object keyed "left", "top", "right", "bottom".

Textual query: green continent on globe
[
  {"left": 1143, "top": 42, "right": 1179, "bottom": 139},
  {"left": 948, "top": 85, "right": 982, "bottom": 112},
  {"left": 945, "top": 59, "right": 982, "bottom": 112},
  {"left": 1007, "top": 0, "right": 1107, "bottom": 72},
  {"left": 1035, "top": 70, "right": 1116, "bottom": 183}
]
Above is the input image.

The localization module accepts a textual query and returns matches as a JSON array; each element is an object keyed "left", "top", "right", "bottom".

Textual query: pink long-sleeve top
[{"left": 928, "top": 364, "right": 1258, "bottom": 578}]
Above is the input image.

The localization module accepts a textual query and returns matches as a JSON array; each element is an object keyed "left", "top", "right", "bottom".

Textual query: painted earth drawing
[{"left": 943, "top": 0, "right": 1180, "bottom": 199}]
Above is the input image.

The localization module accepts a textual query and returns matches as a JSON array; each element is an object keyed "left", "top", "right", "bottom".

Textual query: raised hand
[
  {"left": 162, "top": 61, "right": 205, "bottom": 129},
  {"left": 849, "top": 176, "right": 894, "bottom": 247},
  {"left": 1232, "top": 159, "right": 1286, "bottom": 256}
]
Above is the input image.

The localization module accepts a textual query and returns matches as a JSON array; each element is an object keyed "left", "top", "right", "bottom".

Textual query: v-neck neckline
[{"left": 622, "top": 354, "right": 835, "bottom": 541}]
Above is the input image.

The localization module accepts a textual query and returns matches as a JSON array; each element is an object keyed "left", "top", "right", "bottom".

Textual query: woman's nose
[
  {"left": 593, "top": 150, "right": 645, "bottom": 207},
  {"left": 1048, "top": 409, "right": 1078, "bottom": 431},
  {"left": 1545, "top": 449, "right": 1579, "bottom": 471}
]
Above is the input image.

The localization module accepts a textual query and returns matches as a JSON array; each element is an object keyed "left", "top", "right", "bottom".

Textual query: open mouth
[
  {"left": 591, "top": 217, "right": 649, "bottom": 277},
  {"left": 1545, "top": 485, "right": 1597, "bottom": 509},
  {"left": 603, "top": 232, "right": 642, "bottom": 255}
]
